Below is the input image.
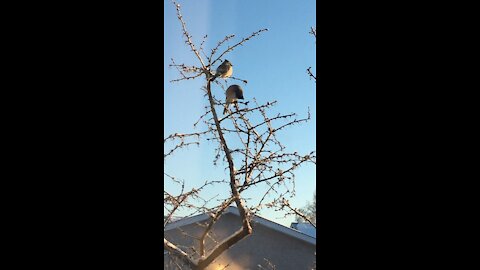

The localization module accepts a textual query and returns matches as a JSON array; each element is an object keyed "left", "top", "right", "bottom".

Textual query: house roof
[
  {"left": 291, "top": 222, "right": 316, "bottom": 238},
  {"left": 164, "top": 206, "right": 316, "bottom": 245}
]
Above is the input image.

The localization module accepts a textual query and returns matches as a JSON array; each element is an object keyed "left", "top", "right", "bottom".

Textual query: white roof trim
[{"left": 164, "top": 206, "right": 316, "bottom": 245}]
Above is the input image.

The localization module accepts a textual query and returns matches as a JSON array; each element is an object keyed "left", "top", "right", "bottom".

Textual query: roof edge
[{"left": 164, "top": 206, "right": 316, "bottom": 245}]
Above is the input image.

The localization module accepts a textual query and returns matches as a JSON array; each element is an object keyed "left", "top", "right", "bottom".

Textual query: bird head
[{"left": 224, "top": 60, "right": 232, "bottom": 66}]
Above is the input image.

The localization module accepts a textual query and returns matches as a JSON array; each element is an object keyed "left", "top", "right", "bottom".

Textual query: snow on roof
[
  {"left": 290, "top": 222, "right": 316, "bottom": 238},
  {"left": 164, "top": 206, "right": 316, "bottom": 245}
]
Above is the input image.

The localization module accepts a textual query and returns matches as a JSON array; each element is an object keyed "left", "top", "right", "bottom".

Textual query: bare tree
[
  {"left": 276, "top": 26, "right": 317, "bottom": 229},
  {"left": 278, "top": 192, "right": 316, "bottom": 229},
  {"left": 164, "top": 2, "right": 316, "bottom": 269},
  {"left": 295, "top": 191, "right": 316, "bottom": 226},
  {"left": 307, "top": 26, "right": 317, "bottom": 82}
]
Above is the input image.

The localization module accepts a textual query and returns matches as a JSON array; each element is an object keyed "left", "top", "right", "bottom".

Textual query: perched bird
[
  {"left": 223, "top": 84, "right": 244, "bottom": 114},
  {"left": 211, "top": 60, "right": 233, "bottom": 81}
]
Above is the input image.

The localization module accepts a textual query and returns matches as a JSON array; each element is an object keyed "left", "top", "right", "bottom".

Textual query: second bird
[
  {"left": 212, "top": 60, "right": 233, "bottom": 81},
  {"left": 223, "top": 84, "right": 244, "bottom": 115}
]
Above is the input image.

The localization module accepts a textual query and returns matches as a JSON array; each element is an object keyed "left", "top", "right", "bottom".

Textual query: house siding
[{"left": 164, "top": 213, "right": 316, "bottom": 270}]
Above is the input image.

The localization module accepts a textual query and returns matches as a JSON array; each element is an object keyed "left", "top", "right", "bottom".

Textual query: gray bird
[
  {"left": 211, "top": 60, "right": 233, "bottom": 81},
  {"left": 223, "top": 84, "right": 244, "bottom": 114}
]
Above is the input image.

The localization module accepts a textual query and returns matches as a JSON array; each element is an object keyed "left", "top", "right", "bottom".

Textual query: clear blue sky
[{"left": 164, "top": 0, "right": 316, "bottom": 227}]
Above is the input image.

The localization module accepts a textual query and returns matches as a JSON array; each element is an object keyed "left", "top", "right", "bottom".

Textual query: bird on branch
[
  {"left": 223, "top": 84, "right": 244, "bottom": 115},
  {"left": 211, "top": 60, "right": 233, "bottom": 81}
]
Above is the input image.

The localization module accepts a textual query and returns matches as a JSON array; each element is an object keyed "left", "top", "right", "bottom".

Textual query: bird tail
[{"left": 223, "top": 102, "right": 230, "bottom": 115}]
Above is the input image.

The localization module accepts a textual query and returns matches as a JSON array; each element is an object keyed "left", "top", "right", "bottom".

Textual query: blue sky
[{"left": 164, "top": 0, "right": 316, "bottom": 226}]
